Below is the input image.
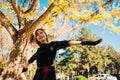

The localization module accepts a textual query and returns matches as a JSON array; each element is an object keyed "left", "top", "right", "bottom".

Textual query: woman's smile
[{"left": 36, "top": 30, "right": 47, "bottom": 43}]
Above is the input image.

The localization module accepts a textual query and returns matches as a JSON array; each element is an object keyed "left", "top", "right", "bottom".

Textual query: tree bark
[
  {"left": 0, "top": 1, "right": 56, "bottom": 79},
  {"left": 2, "top": 35, "right": 34, "bottom": 80},
  {"left": 24, "top": 0, "right": 39, "bottom": 14}
]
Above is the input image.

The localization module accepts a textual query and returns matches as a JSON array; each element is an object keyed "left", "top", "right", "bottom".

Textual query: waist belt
[{"left": 37, "top": 64, "right": 54, "bottom": 80}]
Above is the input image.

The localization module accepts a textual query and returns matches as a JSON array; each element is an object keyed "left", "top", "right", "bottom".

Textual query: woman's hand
[
  {"left": 22, "top": 63, "right": 30, "bottom": 72},
  {"left": 81, "top": 39, "right": 102, "bottom": 45},
  {"left": 22, "top": 67, "right": 28, "bottom": 72}
]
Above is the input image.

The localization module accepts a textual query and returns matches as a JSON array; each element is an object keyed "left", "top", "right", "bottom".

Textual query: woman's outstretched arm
[
  {"left": 22, "top": 50, "right": 38, "bottom": 72},
  {"left": 68, "top": 39, "right": 102, "bottom": 46}
]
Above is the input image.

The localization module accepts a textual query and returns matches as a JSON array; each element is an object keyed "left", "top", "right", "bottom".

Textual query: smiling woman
[
  {"left": 22, "top": 28, "right": 102, "bottom": 80},
  {"left": 35, "top": 29, "right": 48, "bottom": 44}
]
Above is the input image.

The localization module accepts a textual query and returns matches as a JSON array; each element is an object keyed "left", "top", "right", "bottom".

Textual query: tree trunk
[{"left": 2, "top": 35, "right": 34, "bottom": 80}]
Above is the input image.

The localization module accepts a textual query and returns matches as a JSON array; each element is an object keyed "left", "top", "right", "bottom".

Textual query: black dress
[{"left": 28, "top": 41, "right": 69, "bottom": 80}]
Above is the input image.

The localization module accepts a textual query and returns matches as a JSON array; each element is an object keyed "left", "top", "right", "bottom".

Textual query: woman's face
[{"left": 35, "top": 30, "right": 47, "bottom": 43}]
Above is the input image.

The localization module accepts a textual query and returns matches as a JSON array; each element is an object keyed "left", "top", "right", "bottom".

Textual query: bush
[{"left": 76, "top": 75, "right": 88, "bottom": 80}]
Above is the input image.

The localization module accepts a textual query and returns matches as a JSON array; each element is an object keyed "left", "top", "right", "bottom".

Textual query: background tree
[
  {"left": 0, "top": 0, "right": 119, "bottom": 79},
  {"left": 56, "top": 27, "right": 101, "bottom": 76},
  {"left": 106, "top": 46, "right": 120, "bottom": 74},
  {"left": 56, "top": 27, "right": 120, "bottom": 77}
]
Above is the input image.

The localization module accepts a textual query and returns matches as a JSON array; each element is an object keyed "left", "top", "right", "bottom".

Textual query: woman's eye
[{"left": 40, "top": 32, "right": 43, "bottom": 34}]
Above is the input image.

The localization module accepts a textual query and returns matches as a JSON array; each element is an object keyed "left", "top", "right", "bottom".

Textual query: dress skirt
[{"left": 33, "top": 67, "right": 56, "bottom": 80}]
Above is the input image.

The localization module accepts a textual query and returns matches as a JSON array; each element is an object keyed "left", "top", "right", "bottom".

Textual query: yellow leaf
[
  {"left": 22, "top": 11, "right": 36, "bottom": 19},
  {"left": 81, "top": 2, "right": 91, "bottom": 6},
  {"left": 52, "top": 6, "right": 61, "bottom": 16},
  {"left": 48, "top": 0, "right": 54, "bottom": 5},
  {"left": 112, "top": 27, "right": 120, "bottom": 32},
  {"left": 92, "top": 15, "right": 102, "bottom": 20},
  {"left": 0, "top": 4, "right": 2, "bottom": 8},
  {"left": 4, "top": 13, "right": 14, "bottom": 24},
  {"left": 99, "top": 7, "right": 104, "bottom": 12},
  {"left": 110, "top": 11, "right": 120, "bottom": 16}
]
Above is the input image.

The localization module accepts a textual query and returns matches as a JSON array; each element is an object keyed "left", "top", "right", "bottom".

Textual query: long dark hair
[{"left": 35, "top": 28, "right": 48, "bottom": 45}]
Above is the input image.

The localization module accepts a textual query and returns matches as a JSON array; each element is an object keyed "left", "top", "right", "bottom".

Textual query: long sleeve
[
  {"left": 22, "top": 50, "right": 38, "bottom": 72},
  {"left": 28, "top": 49, "right": 38, "bottom": 64},
  {"left": 52, "top": 41, "right": 69, "bottom": 50},
  {"left": 81, "top": 39, "right": 102, "bottom": 45}
]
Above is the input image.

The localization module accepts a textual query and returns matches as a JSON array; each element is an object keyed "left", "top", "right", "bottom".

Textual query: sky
[
  {"left": 38, "top": 0, "right": 120, "bottom": 52},
  {"left": 16, "top": 0, "right": 120, "bottom": 52},
  {"left": 88, "top": 24, "right": 120, "bottom": 52}
]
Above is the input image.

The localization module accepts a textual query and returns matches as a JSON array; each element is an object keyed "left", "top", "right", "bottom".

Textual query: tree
[
  {"left": 56, "top": 52, "right": 80, "bottom": 74},
  {"left": 56, "top": 27, "right": 120, "bottom": 77},
  {"left": 106, "top": 46, "right": 120, "bottom": 74},
  {"left": 0, "top": 0, "right": 118, "bottom": 79},
  {"left": 56, "top": 27, "right": 101, "bottom": 77}
]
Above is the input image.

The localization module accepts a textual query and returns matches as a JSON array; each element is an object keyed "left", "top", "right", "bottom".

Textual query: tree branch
[
  {"left": 24, "top": 0, "right": 39, "bottom": 14},
  {"left": 11, "top": 0, "right": 24, "bottom": 30},
  {"left": 0, "top": 10, "right": 18, "bottom": 42},
  {"left": 25, "top": 2, "right": 56, "bottom": 37},
  {"left": 51, "top": 15, "right": 69, "bottom": 37},
  {"left": 61, "top": 16, "right": 68, "bottom": 28},
  {"left": 52, "top": 0, "right": 113, "bottom": 38}
]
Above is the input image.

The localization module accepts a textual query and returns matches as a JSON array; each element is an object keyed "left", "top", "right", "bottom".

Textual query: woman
[{"left": 22, "top": 28, "right": 102, "bottom": 80}]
